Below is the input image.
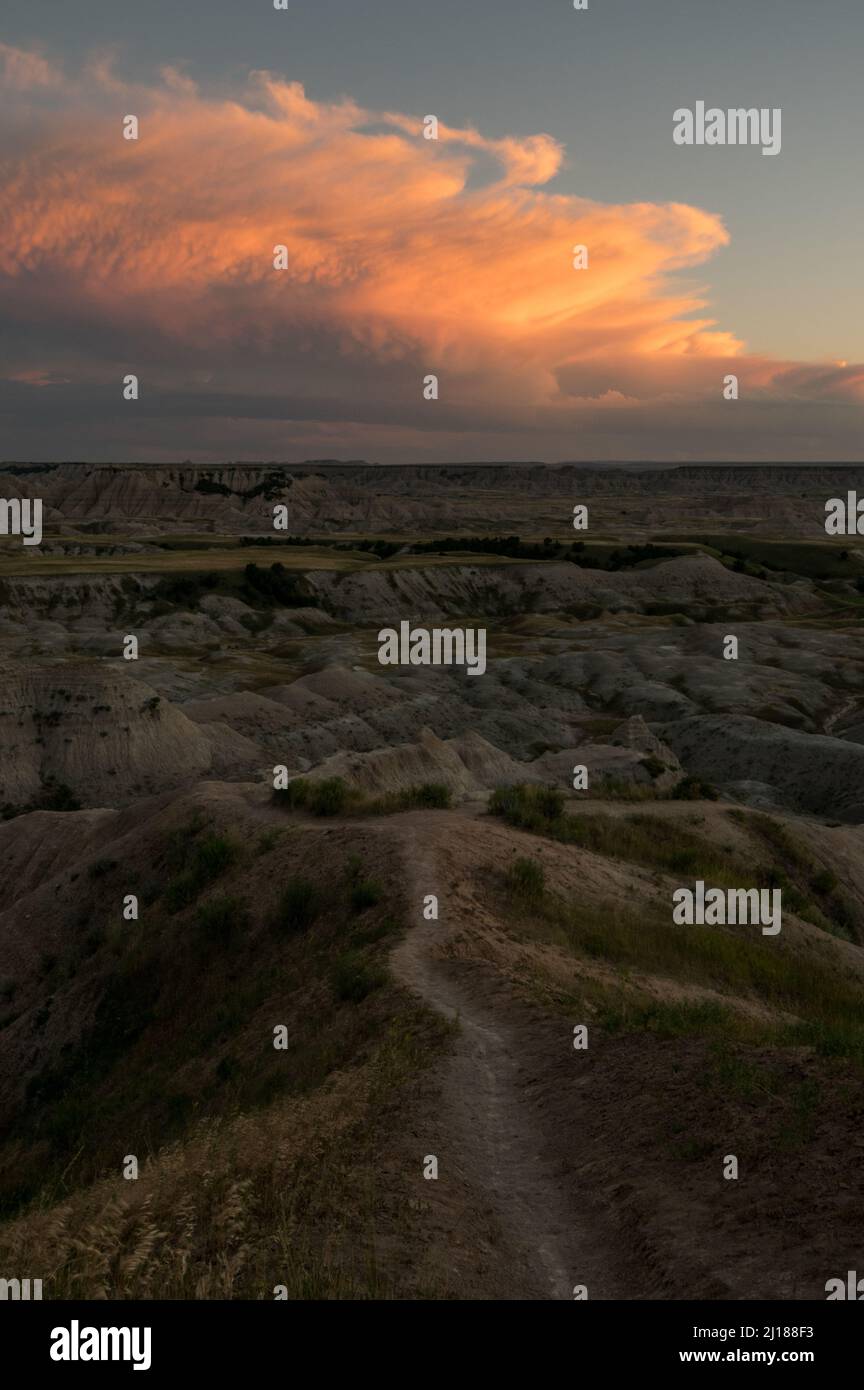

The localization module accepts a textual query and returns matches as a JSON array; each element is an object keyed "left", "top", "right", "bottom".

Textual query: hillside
[{"left": 2, "top": 464, "right": 864, "bottom": 1300}]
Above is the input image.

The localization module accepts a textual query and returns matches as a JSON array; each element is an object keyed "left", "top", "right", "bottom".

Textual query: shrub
[
  {"left": 350, "top": 878, "right": 383, "bottom": 914},
  {"left": 671, "top": 776, "right": 719, "bottom": 801},
  {"left": 164, "top": 833, "right": 239, "bottom": 911},
  {"left": 195, "top": 895, "right": 248, "bottom": 946},
  {"left": 506, "top": 856, "right": 545, "bottom": 901},
  {"left": 194, "top": 834, "right": 237, "bottom": 879},
  {"left": 308, "top": 778, "right": 349, "bottom": 816},
  {"left": 275, "top": 779, "right": 452, "bottom": 818},
  {"left": 273, "top": 777, "right": 349, "bottom": 816},
  {"left": 42, "top": 781, "right": 81, "bottom": 812},
  {"left": 414, "top": 782, "right": 452, "bottom": 809},
  {"left": 331, "top": 950, "right": 386, "bottom": 1003},
  {"left": 274, "top": 877, "right": 321, "bottom": 933},
  {"left": 489, "top": 783, "right": 563, "bottom": 829},
  {"left": 272, "top": 779, "right": 311, "bottom": 810},
  {"left": 812, "top": 868, "right": 838, "bottom": 895}
]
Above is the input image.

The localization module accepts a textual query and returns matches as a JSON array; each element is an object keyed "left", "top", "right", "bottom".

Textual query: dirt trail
[
  {"left": 234, "top": 788, "right": 647, "bottom": 1296},
  {"left": 389, "top": 811, "right": 639, "bottom": 1301}
]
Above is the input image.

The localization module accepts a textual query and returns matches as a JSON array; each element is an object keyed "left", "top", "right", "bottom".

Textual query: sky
[{"left": 1, "top": 0, "right": 862, "bottom": 464}]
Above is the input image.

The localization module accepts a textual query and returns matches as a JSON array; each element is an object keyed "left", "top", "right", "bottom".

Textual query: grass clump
[
  {"left": 273, "top": 777, "right": 350, "bottom": 817},
  {"left": 670, "top": 776, "right": 719, "bottom": 801},
  {"left": 504, "top": 878, "right": 864, "bottom": 1065},
  {"left": 505, "top": 856, "right": 545, "bottom": 903},
  {"left": 350, "top": 879, "right": 384, "bottom": 914},
  {"left": 195, "top": 895, "right": 248, "bottom": 946},
  {"left": 331, "top": 951, "right": 387, "bottom": 1003},
  {"left": 274, "top": 877, "right": 321, "bottom": 933},
  {"left": 729, "top": 809, "right": 860, "bottom": 941},
  {"left": 164, "top": 833, "right": 239, "bottom": 912},
  {"left": 274, "top": 779, "right": 453, "bottom": 817},
  {"left": 489, "top": 784, "right": 563, "bottom": 828},
  {"left": 490, "top": 786, "right": 746, "bottom": 884},
  {"left": 597, "top": 996, "right": 733, "bottom": 1040},
  {"left": 408, "top": 782, "right": 452, "bottom": 809},
  {"left": 361, "top": 783, "right": 453, "bottom": 814}
]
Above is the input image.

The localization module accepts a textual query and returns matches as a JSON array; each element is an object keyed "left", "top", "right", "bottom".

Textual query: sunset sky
[{"left": 1, "top": 0, "right": 862, "bottom": 463}]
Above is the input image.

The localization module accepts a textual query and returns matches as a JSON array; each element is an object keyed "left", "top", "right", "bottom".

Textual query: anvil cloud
[{"left": 1, "top": 45, "right": 861, "bottom": 462}]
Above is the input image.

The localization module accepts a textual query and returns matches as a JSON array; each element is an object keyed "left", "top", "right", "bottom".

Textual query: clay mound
[
  {"left": 655, "top": 714, "right": 864, "bottom": 820},
  {"left": 0, "top": 807, "right": 116, "bottom": 899},
  {"left": 304, "top": 726, "right": 530, "bottom": 800},
  {"left": 145, "top": 611, "right": 226, "bottom": 649},
  {"left": 0, "top": 664, "right": 213, "bottom": 809},
  {"left": 528, "top": 716, "right": 681, "bottom": 792},
  {"left": 289, "top": 665, "right": 402, "bottom": 710},
  {"left": 198, "top": 722, "right": 267, "bottom": 776},
  {"left": 182, "top": 690, "right": 304, "bottom": 740},
  {"left": 263, "top": 682, "right": 339, "bottom": 717},
  {"left": 608, "top": 714, "right": 680, "bottom": 760}
]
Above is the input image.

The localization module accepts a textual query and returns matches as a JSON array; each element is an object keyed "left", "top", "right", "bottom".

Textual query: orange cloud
[{"left": 0, "top": 51, "right": 861, "bottom": 463}]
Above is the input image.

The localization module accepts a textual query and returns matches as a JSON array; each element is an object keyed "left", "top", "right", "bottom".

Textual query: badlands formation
[{"left": 1, "top": 461, "right": 864, "bottom": 1300}]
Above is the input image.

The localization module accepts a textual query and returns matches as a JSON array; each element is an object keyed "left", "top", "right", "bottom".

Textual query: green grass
[
  {"left": 505, "top": 856, "right": 546, "bottom": 903},
  {"left": 331, "top": 951, "right": 387, "bottom": 1003},
  {"left": 728, "top": 809, "right": 860, "bottom": 941},
  {"left": 273, "top": 779, "right": 453, "bottom": 817},
  {"left": 489, "top": 786, "right": 741, "bottom": 883},
  {"left": 164, "top": 833, "right": 240, "bottom": 912},
  {"left": 663, "top": 534, "right": 864, "bottom": 581},
  {"left": 273, "top": 776, "right": 350, "bottom": 816},
  {"left": 273, "top": 877, "right": 321, "bottom": 933},
  {"left": 195, "top": 895, "right": 249, "bottom": 946},
  {"left": 594, "top": 995, "right": 734, "bottom": 1039},
  {"left": 499, "top": 860, "right": 864, "bottom": 1064}
]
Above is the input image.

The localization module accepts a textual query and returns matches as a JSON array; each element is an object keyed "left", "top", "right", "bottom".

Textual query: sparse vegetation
[
  {"left": 728, "top": 809, "right": 860, "bottom": 941},
  {"left": 164, "top": 831, "right": 240, "bottom": 912},
  {"left": 273, "top": 876, "right": 321, "bottom": 933},
  {"left": 272, "top": 777, "right": 350, "bottom": 816},
  {"left": 273, "top": 778, "right": 453, "bottom": 817},
  {"left": 505, "top": 856, "right": 545, "bottom": 902},
  {"left": 350, "top": 878, "right": 384, "bottom": 913},
  {"left": 498, "top": 854, "right": 864, "bottom": 1069},
  {"left": 195, "top": 895, "right": 248, "bottom": 946},
  {"left": 490, "top": 786, "right": 741, "bottom": 881},
  {"left": 40, "top": 780, "right": 81, "bottom": 813},
  {"left": 670, "top": 775, "right": 719, "bottom": 801},
  {"left": 331, "top": 950, "right": 387, "bottom": 1002}
]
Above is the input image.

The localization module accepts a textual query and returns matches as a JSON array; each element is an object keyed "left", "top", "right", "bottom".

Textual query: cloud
[
  {"left": 0, "top": 51, "right": 861, "bottom": 461},
  {"left": 0, "top": 42, "right": 61, "bottom": 91}
]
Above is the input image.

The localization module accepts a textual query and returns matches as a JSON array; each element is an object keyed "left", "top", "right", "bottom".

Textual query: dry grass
[{"left": 0, "top": 1009, "right": 449, "bottom": 1299}]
